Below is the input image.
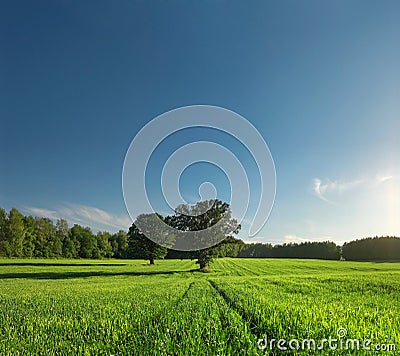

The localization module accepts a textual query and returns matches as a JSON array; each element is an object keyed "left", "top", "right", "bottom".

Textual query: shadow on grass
[
  {"left": 0, "top": 262, "right": 127, "bottom": 267},
  {"left": 363, "top": 260, "right": 400, "bottom": 263},
  {"left": 0, "top": 269, "right": 200, "bottom": 280}
]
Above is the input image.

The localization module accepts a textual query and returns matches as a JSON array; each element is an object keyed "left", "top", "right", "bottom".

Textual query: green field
[{"left": 0, "top": 258, "right": 399, "bottom": 355}]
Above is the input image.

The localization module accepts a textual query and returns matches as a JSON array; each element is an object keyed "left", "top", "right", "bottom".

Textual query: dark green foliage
[
  {"left": 342, "top": 236, "right": 400, "bottom": 260},
  {"left": 127, "top": 214, "right": 173, "bottom": 264},
  {"left": 166, "top": 236, "right": 244, "bottom": 260},
  {"left": 96, "top": 231, "right": 114, "bottom": 258},
  {"left": 0, "top": 208, "right": 114, "bottom": 259},
  {"left": 0, "top": 208, "right": 10, "bottom": 257},
  {"left": 34, "top": 217, "right": 57, "bottom": 257},
  {"left": 273, "top": 241, "right": 340, "bottom": 259},
  {"left": 238, "top": 242, "right": 273, "bottom": 258},
  {"left": 0, "top": 208, "right": 123, "bottom": 259},
  {"left": 110, "top": 230, "right": 129, "bottom": 258},
  {"left": 62, "top": 236, "right": 78, "bottom": 258},
  {"left": 165, "top": 200, "right": 241, "bottom": 270},
  {"left": 6, "top": 208, "right": 26, "bottom": 257},
  {"left": 70, "top": 225, "right": 97, "bottom": 258},
  {"left": 54, "top": 219, "right": 68, "bottom": 257},
  {"left": 212, "top": 236, "right": 245, "bottom": 257},
  {"left": 22, "top": 215, "right": 36, "bottom": 257},
  {"left": 0, "top": 208, "right": 7, "bottom": 237},
  {"left": 238, "top": 241, "right": 340, "bottom": 259},
  {"left": 165, "top": 249, "right": 195, "bottom": 259}
]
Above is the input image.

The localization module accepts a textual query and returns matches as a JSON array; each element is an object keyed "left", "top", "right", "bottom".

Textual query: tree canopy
[
  {"left": 165, "top": 199, "right": 241, "bottom": 269},
  {"left": 127, "top": 214, "right": 174, "bottom": 264}
]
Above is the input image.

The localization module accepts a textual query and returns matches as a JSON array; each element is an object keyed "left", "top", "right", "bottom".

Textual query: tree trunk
[{"left": 149, "top": 257, "right": 155, "bottom": 265}]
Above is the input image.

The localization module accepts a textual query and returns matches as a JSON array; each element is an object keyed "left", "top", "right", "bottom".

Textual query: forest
[{"left": 0, "top": 207, "right": 399, "bottom": 261}]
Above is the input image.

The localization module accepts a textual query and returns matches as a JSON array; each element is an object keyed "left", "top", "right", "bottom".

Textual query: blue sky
[{"left": 1, "top": 0, "right": 399, "bottom": 244}]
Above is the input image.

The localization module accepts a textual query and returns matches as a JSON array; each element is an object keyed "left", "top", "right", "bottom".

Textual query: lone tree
[
  {"left": 166, "top": 199, "right": 240, "bottom": 270},
  {"left": 127, "top": 213, "right": 175, "bottom": 264}
]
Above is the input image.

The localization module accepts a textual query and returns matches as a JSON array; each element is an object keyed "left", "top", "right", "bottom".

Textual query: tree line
[
  {"left": 236, "top": 241, "right": 341, "bottom": 259},
  {"left": 0, "top": 206, "right": 399, "bottom": 267},
  {"left": 342, "top": 236, "right": 400, "bottom": 261},
  {"left": 0, "top": 201, "right": 241, "bottom": 269},
  {"left": 0, "top": 208, "right": 129, "bottom": 259}
]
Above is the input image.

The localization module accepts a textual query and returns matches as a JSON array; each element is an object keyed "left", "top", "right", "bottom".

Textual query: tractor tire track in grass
[
  {"left": 146, "top": 280, "right": 259, "bottom": 355},
  {"left": 229, "top": 259, "right": 263, "bottom": 276},
  {"left": 208, "top": 279, "right": 322, "bottom": 356},
  {"left": 178, "top": 280, "right": 196, "bottom": 301},
  {"left": 208, "top": 279, "right": 266, "bottom": 338}
]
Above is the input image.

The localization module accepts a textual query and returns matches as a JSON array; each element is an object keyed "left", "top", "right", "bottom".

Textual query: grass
[{"left": 0, "top": 258, "right": 399, "bottom": 355}]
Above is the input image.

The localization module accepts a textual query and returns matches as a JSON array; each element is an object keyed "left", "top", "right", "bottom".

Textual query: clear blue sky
[{"left": 1, "top": 0, "right": 399, "bottom": 244}]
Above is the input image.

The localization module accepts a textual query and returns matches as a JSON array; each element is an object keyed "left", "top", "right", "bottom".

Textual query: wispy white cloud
[
  {"left": 376, "top": 174, "right": 394, "bottom": 183},
  {"left": 313, "top": 178, "right": 364, "bottom": 203},
  {"left": 312, "top": 174, "right": 396, "bottom": 203},
  {"left": 23, "top": 204, "right": 132, "bottom": 232},
  {"left": 313, "top": 178, "right": 332, "bottom": 203},
  {"left": 24, "top": 207, "right": 59, "bottom": 220}
]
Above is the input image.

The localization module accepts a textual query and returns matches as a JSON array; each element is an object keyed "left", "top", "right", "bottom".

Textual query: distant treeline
[
  {"left": 342, "top": 236, "right": 400, "bottom": 261},
  {"left": 0, "top": 208, "right": 399, "bottom": 261},
  {"left": 236, "top": 241, "right": 341, "bottom": 259}
]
